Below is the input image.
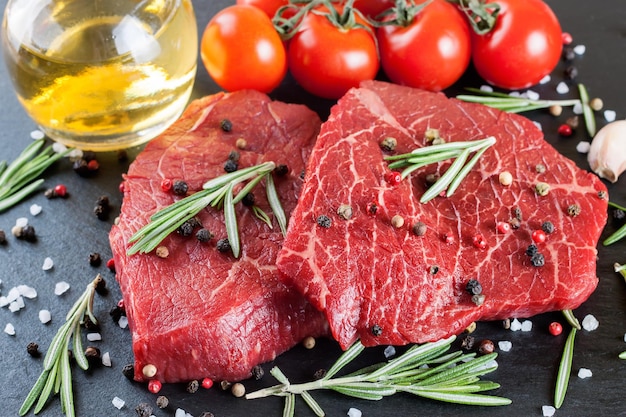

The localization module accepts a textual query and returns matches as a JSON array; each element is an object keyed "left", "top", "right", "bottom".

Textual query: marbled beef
[
  {"left": 277, "top": 81, "right": 608, "bottom": 350},
  {"left": 110, "top": 90, "right": 328, "bottom": 383}
]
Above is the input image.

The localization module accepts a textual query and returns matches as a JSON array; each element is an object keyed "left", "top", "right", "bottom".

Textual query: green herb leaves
[
  {"left": 0, "top": 139, "right": 71, "bottom": 212},
  {"left": 19, "top": 275, "right": 103, "bottom": 417},
  {"left": 127, "top": 162, "right": 286, "bottom": 257},
  {"left": 457, "top": 87, "right": 581, "bottom": 113},
  {"left": 385, "top": 137, "right": 496, "bottom": 203},
  {"left": 603, "top": 201, "right": 626, "bottom": 246},
  {"left": 246, "top": 336, "right": 511, "bottom": 416}
]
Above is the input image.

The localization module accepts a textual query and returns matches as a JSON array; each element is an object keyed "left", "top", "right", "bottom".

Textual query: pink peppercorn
[
  {"left": 558, "top": 124, "right": 573, "bottom": 137},
  {"left": 496, "top": 221, "right": 511, "bottom": 234},
  {"left": 561, "top": 32, "right": 573, "bottom": 45},
  {"left": 549, "top": 321, "right": 563, "bottom": 336},
  {"left": 201, "top": 377, "right": 214, "bottom": 389},
  {"left": 53, "top": 184, "right": 67, "bottom": 197},
  {"left": 148, "top": 379, "right": 162, "bottom": 394}
]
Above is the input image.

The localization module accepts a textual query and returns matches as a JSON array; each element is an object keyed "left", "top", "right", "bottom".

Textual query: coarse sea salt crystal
[
  {"left": 112, "top": 396, "right": 125, "bottom": 409},
  {"left": 39, "top": 309, "right": 51, "bottom": 324},
  {"left": 539, "top": 74, "right": 551, "bottom": 84},
  {"left": 521, "top": 320, "right": 533, "bottom": 332},
  {"left": 52, "top": 142, "right": 68, "bottom": 154},
  {"left": 15, "top": 217, "right": 28, "bottom": 228},
  {"left": 68, "top": 148, "right": 83, "bottom": 159},
  {"left": 509, "top": 91, "right": 522, "bottom": 98},
  {"left": 604, "top": 109, "right": 617, "bottom": 122},
  {"left": 30, "top": 204, "right": 42, "bottom": 216},
  {"left": 30, "top": 129, "right": 45, "bottom": 140},
  {"left": 9, "top": 297, "right": 24, "bottom": 312},
  {"left": 525, "top": 90, "right": 540, "bottom": 100},
  {"left": 175, "top": 409, "right": 193, "bottom": 417},
  {"left": 102, "top": 351, "right": 112, "bottom": 367},
  {"left": 576, "top": 141, "right": 591, "bottom": 153},
  {"left": 509, "top": 318, "right": 522, "bottom": 331},
  {"left": 578, "top": 367, "right": 592, "bottom": 379},
  {"left": 384, "top": 345, "right": 396, "bottom": 358},
  {"left": 18, "top": 284, "right": 37, "bottom": 299},
  {"left": 556, "top": 81, "right": 569, "bottom": 94},
  {"left": 533, "top": 121, "right": 542, "bottom": 131},
  {"left": 118, "top": 315, "right": 129, "bottom": 329},
  {"left": 623, "top": 332, "right": 626, "bottom": 343},
  {"left": 54, "top": 281, "right": 70, "bottom": 296},
  {"left": 42, "top": 257, "right": 54, "bottom": 271},
  {"left": 573, "top": 44, "right": 586, "bottom": 55},
  {"left": 542, "top": 405, "right": 556, "bottom": 417},
  {"left": 87, "top": 332, "right": 102, "bottom": 342},
  {"left": 7, "top": 287, "right": 20, "bottom": 303},
  {"left": 480, "top": 85, "right": 494, "bottom": 92},
  {"left": 582, "top": 314, "right": 599, "bottom": 331},
  {"left": 498, "top": 341, "right": 512, "bottom": 352},
  {"left": 4, "top": 323, "right": 15, "bottom": 335},
  {"left": 347, "top": 408, "right": 362, "bottom": 417},
  {"left": 0, "top": 296, "right": 8, "bottom": 307},
  {"left": 573, "top": 102, "right": 583, "bottom": 115}
]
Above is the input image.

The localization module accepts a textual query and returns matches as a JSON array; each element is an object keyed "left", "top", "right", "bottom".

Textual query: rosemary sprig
[
  {"left": 0, "top": 139, "right": 72, "bottom": 212},
  {"left": 246, "top": 336, "right": 511, "bottom": 416},
  {"left": 384, "top": 136, "right": 496, "bottom": 203},
  {"left": 578, "top": 83, "right": 596, "bottom": 137},
  {"left": 19, "top": 275, "right": 103, "bottom": 417},
  {"left": 603, "top": 201, "right": 626, "bottom": 246},
  {"left": 127, "top": 161, "right": 286, "bottom": 257},
  {"left": 456, "top": 87, "right": 581, "bottom": 113},
  {"left": 554, "top": 327, "right": 577, "bottom": 409}
]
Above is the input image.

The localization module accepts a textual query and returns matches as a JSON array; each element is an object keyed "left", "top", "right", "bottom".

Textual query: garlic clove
[{"left": 587, "top": 120, "right": 626, "bottom": 183}]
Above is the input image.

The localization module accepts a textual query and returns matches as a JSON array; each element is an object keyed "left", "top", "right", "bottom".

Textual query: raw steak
[
  {"left": 277, "top": 81, "right": 608, "bottom": 350},
  {"left": 109, "top": 90, "right": 328, "bottom": 383}
]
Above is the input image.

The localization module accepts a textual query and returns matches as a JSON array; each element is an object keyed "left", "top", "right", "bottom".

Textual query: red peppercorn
[
  {"left": 160, "top": 178, "right": 172, "bottom": 192},
  {"left": 117, "top": 299, "right": 125, "bottom": 309},
  {"left": 384, "top": 171, "right": 402, "bottom": 186},
  {"left": 201, "top": 377, "right": 214, "bottom": 389},
  {"left": 561, "top": 32, "right": 573, "bottom": 45},
  {"left": 366, "top": 201, "right": 378, "bottom": 216},
  {"left": 87, "top": 159, "right": 100, "bottom": 171},
  {"left": 53, "top": 184, "right": 67, "bottom": 197},
  {"left": 106, "top": 258, "right": 116, "bottom": 272},
  {"left": 496, "top": 221, "right": 511, "bottom": 234},
  {"left": 472, "top": 234, "right": 487, "bottom": 249},
  {"left": 532, "top": 229, "right": 547, "bottom": 244},
  {"left": 148, "top": 379, "right": 162, "bottom": 394},
  {"left": 549, "top": 321, "right": 563, "bottom": 336},
  {"left": 557, "top": 124, "right": 573, "bottom": 137},
  {"left": 118, "top": 181, "right": 125, "bottom": 194},
  {"left": 443, "top": 231, "right": 454, "bottom": 244}
]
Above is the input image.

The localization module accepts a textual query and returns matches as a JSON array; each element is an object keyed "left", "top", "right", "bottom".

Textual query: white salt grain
[
  {"left": 480, "top": 85, "right": 494, "bottom": 92},
  {"left": 54, "top": 281, "right": 70, "bottom": 296},
  {"left": 68, "top": 148, "right": 83, "bottom": 159},
  {"left": 573, "top": 102, "right": 583, "bottom": 115},
  {"left": 15, "top": 217, "right": 28, "bottom": 228},
  {"left": 0, "top": 296, "right": 7, "bottom": 307},
  {"left": 102, "top": 351, "right": 112, "bottom": 367},
  {"left": 539, "top": 74, "right": 551, "bottom": 84},
  {"left": 556, "top": 81, "right": 569, "bottom": 94},
  {"left": 30, "top": 129, "right": 45, "bottom": 140},
  {"left": 498, "top": 341, "right": 512, "bottom": 352},
  {"left": 87, "top": 332, "right": 102, "bottom": 342},
  {"left": 7, "top": 287, "right": 20, "bottom": 302},
  {"left": 347, "top": 408, "right": 362, "bottom": 417},
  {"left": 533, "top": 121, "right": 542, "bottom": 131},
  {"left": 118, "top": 315, "right": 129, "bottom": 329},
  {"left": 175, "top": 409, "right": 187, "bottom": 417},
  {"left": 4, "top": 323, "right": 15, "bottom": 335},
  {"left": 509, "top": 318, "right": 522, "bottom": 331},
  {"left": 112, "top": 396, "right": 125, "bottom": 409},
  {"left": 573, "top": 44, "right": 586, "bottom": 55},
  {"left": 578, "top": 367, "right": 592, "bottom": 379},
  {"left": 52, "top": 142, "right": 68, "bottom": 154},
  {"left": 9, "top": 298, "right": 24, "bottom": 312},
  {"left": 525, "top": 90, "right": 540, "bottom": 100},
  {"left": 542, "top": 405, "right": 556, "bottom": 417},
  {"left": 576, "top": 141, "right": 591, "bottom": 153},
  {"left": 42, "top": 257, "right": 54, "bottom": 271},
  {"left": 18, "top": 284, "right": 37, "bottom": 299},
  {"left": 623, "top": 332, "right": 626, "bottom": 343},
  {"left": 509, "top": 91, "right": 522, "bottom": 98},
  {"left": 582, "top": 314, "right": 599, "bottom": 331},
  {"left": 521, "top": 320, "right": 533, "bottom": 332},
  {"left": 383, "top": 345, "right": 396, "bottom": 359},
  {"left": 29, "top": 204, "right": 42, "bottom": 216},
  {"left": 604, "top": 109, "right": 617, "bottom": 122},
  {"left": 39, "top": 309, "right": 51, "bottom": 324}
]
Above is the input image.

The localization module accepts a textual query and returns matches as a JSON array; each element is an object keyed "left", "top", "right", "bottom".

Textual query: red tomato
[
  {"left": 200, "top": 5, "right": 287, "bottom": 93},
  {"left": 353, "top": 0, "right": 394, "bottom": 19},
  {"left": 287, "top": 4, "right": 379, "bottom": 99},
  {"left": 235, "top": 0, "right": 288, "bottom": 19},
  {"left": 376, "top": 0, "right": 471, "bottom": 91},
  {"left": 471, "top": 0, "right": 562, "bottom": 90}
]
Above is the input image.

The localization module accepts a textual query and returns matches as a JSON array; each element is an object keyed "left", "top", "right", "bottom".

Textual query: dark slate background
[{"left": 1, "top": 1, "right": 626, "bottom": 416}]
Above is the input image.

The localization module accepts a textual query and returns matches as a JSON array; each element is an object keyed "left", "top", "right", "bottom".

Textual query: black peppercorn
[
  {"left": 613, "top": 208, "right": 626, "bottom": 221},
  {"left": 316, "top": 215, "right": 332, "bottom": 228},
  {"left": 460, "top": 335, "right": 475, "bottom": 351},
  {"left": 172, "top": 180, "right": 188, "bottom": 195},
  {"left": 122, "top": 363, "right": 135, "bottom": 380},
  {"left": 199, "top": 412, "right": 215, "bottom": 417},
  {"left": 224, "top": 159, "right": 238, "bottom": 173},
  {"left": 512, "top": 206, "right": 523, "bottom": 221},
  {"left": 430, "top": 265, "right": 439, "bottom": 275},
  {"left": 562, "top": 46, "right": 575, "bottom": 61},
  {"left": 526, "top": 244, "right": 538, "bottom": 257},
  {"left": 83, "top": 316, "right": 101, "bottom": 332},
  {"left": 530, "top": 252, "right": 545, "bottom": 267},
  {"left": 541, "top": 221, "right": 555, "bottom": 234},
  {"left": 135, "top": 402, "right": 154, "bottom": 417},
  {"left": 371, "top": 324, "right": 383, "bottom": 336},
  {"left": 0, "top": 229, "right": 6, "bottom": 245},
  {"left": 88, "top": 252, "right": 102, "bottom": 267},
  {"left": 220, "top": 119, "right": 233, "bottom": 132},
  {"left": 228, "top": 150, "right": 240, "bottom": 161},
  {"left": 178, "top": 220, "right": 195, "bottom": 237},
  {"left": 94, "top": 195, "right": 111, "bottom": 220},
  {"left": 242, "top": 192, "right": 255, "bottom": 207},
  {"left": 216, "top": 238, "right": 231, "bottom": 253},
  {"left": 252, "top": 365, "right": 264, "bottom": 380},
  {"left": 412, "top": 221, "right": 427, "bottom": 236},
  {"left": 26, "top": 342, "right": 40, "bottom": 357},
  {"left": 564, "top": 65, "right": 578, "bottom": 80},
  {"left": 567, "top": 204, "right": 581, "bottom": 217},
  {"left": 275, "top": 164, "right": 289, "bottom": 176},
  {"left": 110, "top": 305, "right": 124, "bottom": 323},
  {"left": 84, "top": 346, "right": 102, "bottom": 368},
  {"left": 187, "top": 379, "right": 200, "bottom": 393},
  {"left": 20, "top": 224, "right": 37, "bottom": 242},
  {"left": 73, "top": 158, "right": 91, "bottom": 177},
  {"left": 196, "top": 228, "right": 214, "bottom": 243},
  {"left": 156, "top": 395, "right": 169, "bottom": 409},
  {"left": 313, "top": 369, "right": 327, "bottom": 380},
  {"left": 465, "top": 279, "right": 482, "bottom": 295}
]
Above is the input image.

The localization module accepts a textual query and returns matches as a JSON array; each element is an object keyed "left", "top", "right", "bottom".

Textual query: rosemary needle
[{"left": 554, "top": 327, "right": 577, "bottom": 409}]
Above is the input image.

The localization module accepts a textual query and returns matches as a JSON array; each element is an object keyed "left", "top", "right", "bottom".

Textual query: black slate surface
[{"left": 2, "top": 1, "right": 626, "bottom": 416}]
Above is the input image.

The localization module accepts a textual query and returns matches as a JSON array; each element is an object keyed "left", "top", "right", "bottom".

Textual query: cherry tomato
[
  {"left": 353, "top": 0, "right": 394, "bottom": 19},
  {"left": 235, "top": 0, "right": 288, "bottom": 18},
  {"left": 376, "top": 0, "right": 471, "bottom": 92},
  {"left": 470, "top": 0, "right": 562, "bottom": 90},
  {"left": 201, "top": 5, "right": 287, "bottom": 93},
  {"left": 287, "top": 3, "right": 379, "bottom": 99}
]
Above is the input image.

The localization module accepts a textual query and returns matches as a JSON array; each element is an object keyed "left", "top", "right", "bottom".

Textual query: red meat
[
  {"left": 110, "top": 90, "right": 328, "bottom": 383},
  {"left": 277, "top": 81, "right": 608, "bottom": 350}
]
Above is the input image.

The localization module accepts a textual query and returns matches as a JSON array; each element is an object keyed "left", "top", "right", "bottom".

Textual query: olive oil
[{"left": 2, "top": 0, "right": 197, "bottom": 151}]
